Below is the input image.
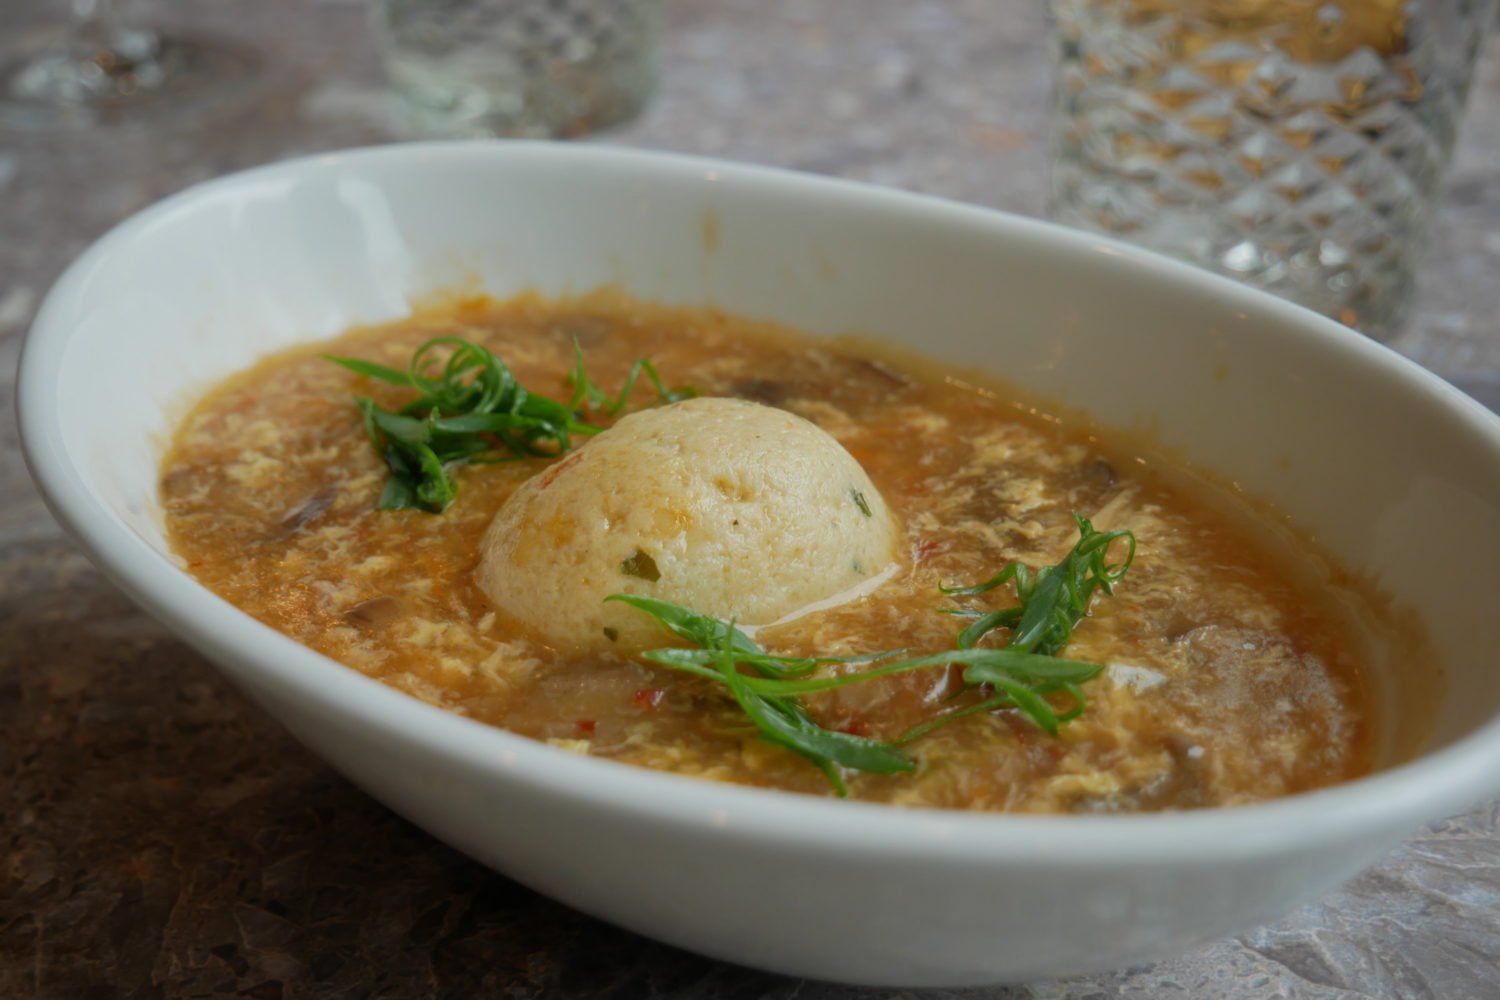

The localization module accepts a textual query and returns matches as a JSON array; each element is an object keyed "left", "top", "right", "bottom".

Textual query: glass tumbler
[
  {"left": 0, "top": 0, "right": 258, "bottom": 131},
  {"left": 1048, "top": 0, "right": 1494, "bottom": 340},
  {"left": 369, "top": 0, "right": 661, "bottom": 139}
]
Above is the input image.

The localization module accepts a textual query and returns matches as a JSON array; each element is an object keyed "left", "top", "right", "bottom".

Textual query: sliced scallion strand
[
  {"left": 606, "top": 513, "right": 1132, "bottom": 797},
  {"left": 943, "top": 513, "right": 1134, "bottom": 655},
  {"left": 327, "top": 335, "right": 693, "bottom": 513},
  {"left": 904, "top": 514, "right": 1135, "bottom": 741},
  {"left": 566, "top": 337, "right": 697, "bottom": 415}
]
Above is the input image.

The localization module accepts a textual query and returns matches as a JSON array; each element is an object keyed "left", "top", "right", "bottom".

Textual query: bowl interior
[{"left": 26, "top": 143, "right": 1500, "bottom": 770}]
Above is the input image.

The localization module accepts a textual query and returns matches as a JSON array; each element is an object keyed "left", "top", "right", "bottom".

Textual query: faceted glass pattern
[
  {"left": 1048, "top": 0, "right": 1493, "bottom": 339},
  {"left": 372, "top": 0, "right": 660, "bottom": 139}
]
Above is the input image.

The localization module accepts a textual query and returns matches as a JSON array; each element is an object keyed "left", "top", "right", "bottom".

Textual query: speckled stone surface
[{"left": 3, "top": 2, "right": 1499, "bottom": 997}]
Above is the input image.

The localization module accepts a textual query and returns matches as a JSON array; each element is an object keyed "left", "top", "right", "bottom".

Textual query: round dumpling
[{"left": 476, "top": 396, "right": 903, "bottom": 652}]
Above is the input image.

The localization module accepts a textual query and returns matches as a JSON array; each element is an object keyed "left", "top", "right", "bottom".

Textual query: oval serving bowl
[{"left": 18, "top": 142, "right": 1500, "bottom": 987}]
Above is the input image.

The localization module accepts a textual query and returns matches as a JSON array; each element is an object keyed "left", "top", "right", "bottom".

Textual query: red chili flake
[
  {"left": 575, "top": 719, "right": 597, "bottom": 735},
  {"left": 538, "top": 452, "right": 584, "bottom": 490},
  {"left": 913, "top": 538, "right": 946, "bottom": 564},
  {"left": 187, "top": 561, "right": 204, "bottom": 568},
  {"left": 632, "top": 688, "right": 666, "bottom": 710},
  {"left": 836, "top": 719, "right": 870, "bottom": 738}
]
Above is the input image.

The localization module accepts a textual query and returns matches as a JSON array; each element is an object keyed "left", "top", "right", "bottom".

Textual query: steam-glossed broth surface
[{"left": 161, "top": 293, "right": 1379, "bottom": 812}]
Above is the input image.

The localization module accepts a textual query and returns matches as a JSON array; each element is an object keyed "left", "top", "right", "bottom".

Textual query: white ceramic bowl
[{"left": 18, "top": 142, "right": 1500, "bottom": 987}]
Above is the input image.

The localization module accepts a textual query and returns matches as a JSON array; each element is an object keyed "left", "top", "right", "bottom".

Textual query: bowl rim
[{"left": 18, "top": 139, "right": 1500, "bottom": 864}]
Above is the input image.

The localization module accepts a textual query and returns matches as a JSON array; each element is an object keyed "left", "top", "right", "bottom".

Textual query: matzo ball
[{"left": 476, "top": 396, "right": 902, "bottom": 652}]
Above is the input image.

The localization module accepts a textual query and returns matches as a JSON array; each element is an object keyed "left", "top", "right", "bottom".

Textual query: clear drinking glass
[
  {"left": 369, "top": 0, "right": 662, "bottom": 139},
  {"left": 1048, "top": 0, "right": 1494, "bottom": 340},
  {"left": 0, "top": 0, "right": 257, "bottom": 131}
]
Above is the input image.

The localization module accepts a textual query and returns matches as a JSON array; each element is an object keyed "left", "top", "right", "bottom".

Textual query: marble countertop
[{"left": 3, "top": 1, "right": 1498, "bottom": 997}]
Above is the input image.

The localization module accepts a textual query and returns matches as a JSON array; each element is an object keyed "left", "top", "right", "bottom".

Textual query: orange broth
[{"left": 161, "top": 292, "right": 1383, "bottom": 811}]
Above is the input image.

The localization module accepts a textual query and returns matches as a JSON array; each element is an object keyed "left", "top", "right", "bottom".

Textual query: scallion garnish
[
  {"left": 907, "top": 513, "right": 1135, "bottom": 741},
  {"left": 606, "top": 515, "right": 1134, "bottom": 796},
  {"left": 327, "top": 336, "right": 694, "bottom": 513},
  {"left": 941, "top": 513, "right": 1135, "bottom": 655},
  {"left": 605, "top": 594, "right": 917, "bottom": 795},
  {"left": 565, "top": 339, "right": 696, "bottom": 415}
]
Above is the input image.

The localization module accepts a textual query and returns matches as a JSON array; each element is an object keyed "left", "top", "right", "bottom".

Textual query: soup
[{"left": 160, "top": 291, "right": 1392, "bottom": 812}]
